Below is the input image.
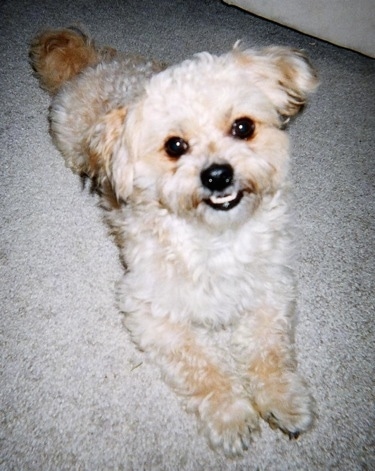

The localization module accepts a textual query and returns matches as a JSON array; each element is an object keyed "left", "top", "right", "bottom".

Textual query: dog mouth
[{"left": 204, "top": 190, "right": 243, "bottom": 211}]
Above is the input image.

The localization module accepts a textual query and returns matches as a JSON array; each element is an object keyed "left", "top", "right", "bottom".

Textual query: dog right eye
[
  {"left": 164, "top": 137, "right": 189, "bottom": 158},
  {"left": 231, "top": 117, "right": 255, "bottom": 140}
]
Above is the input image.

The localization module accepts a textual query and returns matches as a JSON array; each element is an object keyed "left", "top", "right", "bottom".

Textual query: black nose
[{"left": 200, "top": 164, "right": 234, "bottom": 192}]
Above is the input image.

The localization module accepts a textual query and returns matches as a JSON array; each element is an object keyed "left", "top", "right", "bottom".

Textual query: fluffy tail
[{"left": 29, "top": 26, "right": 116, "bottom": 94}]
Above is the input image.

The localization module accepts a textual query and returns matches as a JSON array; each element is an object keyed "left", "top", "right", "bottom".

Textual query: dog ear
[
  {"left": 86, "top": 107, "right": 133, "bottom": 199},
  {"left": 235, "top": 46, "right": 319, "bottom": 118}
]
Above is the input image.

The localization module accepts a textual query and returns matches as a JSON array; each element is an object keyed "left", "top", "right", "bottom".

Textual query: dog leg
[
  {"left": 233, "top": 306, "right": 314, "bottom": 438},
  {"left": 124, "top": 310, "right": 259, "bottom": 455}
]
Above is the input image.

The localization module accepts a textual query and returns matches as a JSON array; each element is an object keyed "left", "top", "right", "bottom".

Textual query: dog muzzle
[{"left": 200, "top": 163, "right": 243, "bottom": 211}]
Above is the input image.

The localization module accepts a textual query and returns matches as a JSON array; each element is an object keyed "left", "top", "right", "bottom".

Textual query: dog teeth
[{"left": 210, "top": 192, "right": 238, "bottom": 204}]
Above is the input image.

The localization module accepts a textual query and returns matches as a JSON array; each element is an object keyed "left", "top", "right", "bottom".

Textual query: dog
[{"left": 29, "top": 26, "right": 318, "bottom": 456}]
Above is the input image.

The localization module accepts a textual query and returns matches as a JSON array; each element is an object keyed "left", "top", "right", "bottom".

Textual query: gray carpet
[{"left": 1, "top": 0, "right": 374, "bottom": 469}]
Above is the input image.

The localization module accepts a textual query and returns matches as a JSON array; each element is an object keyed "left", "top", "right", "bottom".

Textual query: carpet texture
[{"left": 1, "top": 0, "right": 374, "bottom": 469}]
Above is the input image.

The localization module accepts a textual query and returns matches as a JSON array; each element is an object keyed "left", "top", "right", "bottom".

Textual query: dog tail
[{"left": 29, "top": 26, "right": 116, "bottom": 95}]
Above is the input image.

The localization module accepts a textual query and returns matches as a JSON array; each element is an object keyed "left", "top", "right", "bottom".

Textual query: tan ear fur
[
  {"left": 85, "top": 107, "right": 133, "bottom": 198},
  {"left": 234, "top": 46, "right": 319, "bottom": 117}
]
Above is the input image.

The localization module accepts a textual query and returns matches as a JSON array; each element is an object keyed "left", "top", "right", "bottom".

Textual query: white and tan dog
[{"left": 30, "top": 27, "right": 318, "bottom": 455}]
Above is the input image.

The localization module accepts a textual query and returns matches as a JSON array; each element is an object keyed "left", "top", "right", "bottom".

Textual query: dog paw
[
  {"left": 198, "top": 393, "right": 259, "bottom": 456},
  {"left": 256, "top": 372, "right": 314, "bottom": 438}
]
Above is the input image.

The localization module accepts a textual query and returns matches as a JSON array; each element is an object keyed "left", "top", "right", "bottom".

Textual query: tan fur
[
  {"left": 30, "top": 28, "right": 100, "bottom": 94},
  {"left": 85, "top": 107, "right": 128, "bottom": 181},
  {"left": 30, "top": 26, "right": 318, "bottom": 456}
]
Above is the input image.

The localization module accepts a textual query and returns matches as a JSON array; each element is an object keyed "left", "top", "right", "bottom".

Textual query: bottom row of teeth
[{"left": 210, "top": 192, "right": 238, "bottom": 204}]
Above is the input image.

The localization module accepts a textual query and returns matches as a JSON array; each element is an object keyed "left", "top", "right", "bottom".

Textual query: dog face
[{"left": 101, "top": 47, "right": 318, "bottom": 226}]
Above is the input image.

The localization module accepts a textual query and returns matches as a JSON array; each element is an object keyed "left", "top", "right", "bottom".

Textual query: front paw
[
  {"left": 256, "top": 372, "right": 314, "bottom": 438},
  {"left": 198, "top": 392, "right": 259, "bottom": 456}
]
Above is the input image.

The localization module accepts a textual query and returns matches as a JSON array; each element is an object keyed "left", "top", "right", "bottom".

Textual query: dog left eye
[
  {"left": 164, "top": 137, "right": 189, "bottom": 158},
  {"left": 231, "top": 117, "right": 255, "bottom": 140}
]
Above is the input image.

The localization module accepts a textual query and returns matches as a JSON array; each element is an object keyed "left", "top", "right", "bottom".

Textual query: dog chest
[{"left": 119, "top": 211, "right": 289, "bottom": 327}]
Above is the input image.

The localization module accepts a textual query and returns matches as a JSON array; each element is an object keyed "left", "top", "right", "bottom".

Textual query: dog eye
[
  {"left": 164, "top": 137, "right": 189, "bottom": 158},
  {"left": 231, "top": 117, "right": 255, "bottom": 140}
]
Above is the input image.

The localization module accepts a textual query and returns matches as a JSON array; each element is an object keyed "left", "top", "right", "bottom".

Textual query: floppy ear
[
  {"left": 235, "top": 46, "right": 319, "bottom": 117},
  {"left": 85, "top": 107, "right": 133, "bottom": 199}
]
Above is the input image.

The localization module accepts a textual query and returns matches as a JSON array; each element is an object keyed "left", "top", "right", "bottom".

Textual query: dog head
[{"left": 89, "top": 45, "right": 318, "bottom": 226}]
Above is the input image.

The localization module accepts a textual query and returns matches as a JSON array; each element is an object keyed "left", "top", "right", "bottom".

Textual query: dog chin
[{"left": 197, "top": 191, "right": 259, "bottom": 227}]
